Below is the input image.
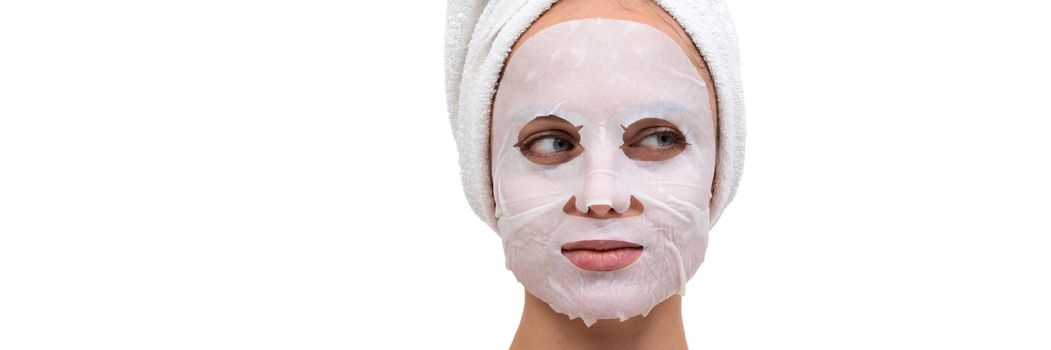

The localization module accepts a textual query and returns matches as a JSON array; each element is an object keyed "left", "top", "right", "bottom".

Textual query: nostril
[
  {"left": 562, "top": 196, "right": 645, "bottom": 219},
  {"left": 622, "top": 196, "right": 645, "bottom": 217}
]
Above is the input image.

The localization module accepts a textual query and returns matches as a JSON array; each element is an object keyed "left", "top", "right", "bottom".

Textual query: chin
[{"left": 511, "top": 250, "right": 690, "bottom": 325}]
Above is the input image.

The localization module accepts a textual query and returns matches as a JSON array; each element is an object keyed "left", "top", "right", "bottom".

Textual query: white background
[{"left": 1, "top": 1, "right": 1049, "bottom": 349}]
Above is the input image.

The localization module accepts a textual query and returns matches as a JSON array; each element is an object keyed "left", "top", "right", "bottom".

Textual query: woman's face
[{"left": 489, "top": 5, "right": 717, "bottom": 326}]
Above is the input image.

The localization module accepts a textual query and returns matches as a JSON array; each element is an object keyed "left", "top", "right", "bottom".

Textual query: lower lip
[{"left": 562, "top": 247, "right": 644, "bottom": 272}]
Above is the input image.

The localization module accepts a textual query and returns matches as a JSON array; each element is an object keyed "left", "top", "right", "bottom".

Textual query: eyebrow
[
  {"left": 510, "top": 104, "right": 577, "bottom": 123},
  {"left": 619, "top": 102, "right": 694, "bottom": 120}
]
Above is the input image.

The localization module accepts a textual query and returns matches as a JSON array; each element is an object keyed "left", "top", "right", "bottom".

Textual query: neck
[{"left": 509, "top": 290, "right": 688, "bottom": 350}]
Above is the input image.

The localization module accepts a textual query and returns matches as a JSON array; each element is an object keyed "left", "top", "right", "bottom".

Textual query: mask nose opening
[{"left": 563, "top": 195, "right": 644, "bottom": 219}]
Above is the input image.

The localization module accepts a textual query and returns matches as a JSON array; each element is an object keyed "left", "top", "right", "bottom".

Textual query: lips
[{"left": 561, "top": 240, "right": 644, "bottom": 271}]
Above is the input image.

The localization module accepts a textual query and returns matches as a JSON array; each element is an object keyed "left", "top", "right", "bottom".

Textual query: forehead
[
  {"left": 494, "top": 19, "right": 709, "bottom": 127},
  {"left": 509, "top": 0, "right": 708, "bottom": 73}
]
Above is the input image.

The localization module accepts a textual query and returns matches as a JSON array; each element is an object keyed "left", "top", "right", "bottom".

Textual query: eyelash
[
  {"left": 629, "top": 127, "right": 690, "bottom": 148},
  {"left": 519, "top": 131, "right": 576, "bottom": 157},
  {"left": 516, "top": 126, "right": 690, "bottom": 165}
]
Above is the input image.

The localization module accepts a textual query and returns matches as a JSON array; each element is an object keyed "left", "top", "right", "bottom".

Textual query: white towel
[{"left": 446, "top": 0, "right": 745, "bottom": 231}]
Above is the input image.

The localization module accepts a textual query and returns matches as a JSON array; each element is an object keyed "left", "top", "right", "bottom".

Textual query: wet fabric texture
[{"left": 491, "top": 19, "right": 715, "bottom": 326}]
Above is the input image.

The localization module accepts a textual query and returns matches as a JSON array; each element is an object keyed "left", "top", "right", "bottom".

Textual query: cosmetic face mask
[{"left": 490, "top": 18, "right": 717, "bottom": 326}]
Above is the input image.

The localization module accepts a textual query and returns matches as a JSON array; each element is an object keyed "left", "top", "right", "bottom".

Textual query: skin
[
  {"left": 512, "top": 291, "right": 688, "bottom": 350},
  {"left": 495, "top": 1, "right": 719, "bottom": 349}
]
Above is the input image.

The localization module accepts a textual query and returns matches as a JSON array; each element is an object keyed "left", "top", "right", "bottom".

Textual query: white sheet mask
[{"left": 491, "top": 18, "right": 717, "bottom": 326}]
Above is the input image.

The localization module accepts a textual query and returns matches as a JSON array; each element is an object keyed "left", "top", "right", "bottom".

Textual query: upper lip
[{"left": 561, "top": 240, "right": 643, "bottom": 251}]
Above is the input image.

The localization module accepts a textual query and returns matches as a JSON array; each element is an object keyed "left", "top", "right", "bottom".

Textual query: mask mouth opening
[{"left": 561, "top": 240, "right": 645, "bottom": 272}]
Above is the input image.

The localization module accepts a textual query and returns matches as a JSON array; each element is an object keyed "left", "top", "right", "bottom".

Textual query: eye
[
  {"left": 517, "top": 130, "right": 583, "bottom": 165},
  {"left": 528, "top": 136, "right": 575, "bottom": 154},
  {"left": 622, "top": 126, "right": 689, "bottom": 161},
  {"left": 514, "top": 115, "right": 584, "bottom": 165},
  {"left": 637, "top": 131, "right": 681, "bottom": 148}
]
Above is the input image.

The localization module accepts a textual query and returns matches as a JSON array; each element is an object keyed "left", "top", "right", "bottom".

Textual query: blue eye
[
  {"left": 518, "top": 131, "right": 582, "bottom": 165},
  {"left": 623, "top": 127, "right": 689, "bottom": 161},
  {"left": 637, "top": 132, "right": 678, "bottom": 148},
  {"left": 529, "top": 136, "right": 575, "bottom": 154}
]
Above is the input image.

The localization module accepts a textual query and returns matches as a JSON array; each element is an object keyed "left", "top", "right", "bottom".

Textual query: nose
[
  {"left": 564, "top": 125, "right": 643, "bottom": 219},
  {"left": 563, "top": 195, "right": 644, "bottom": 219}
]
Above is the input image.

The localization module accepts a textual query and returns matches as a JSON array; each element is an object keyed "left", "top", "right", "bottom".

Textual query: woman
[{"left": 446, "top": 0, "right": 745, "bottom": 348}]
